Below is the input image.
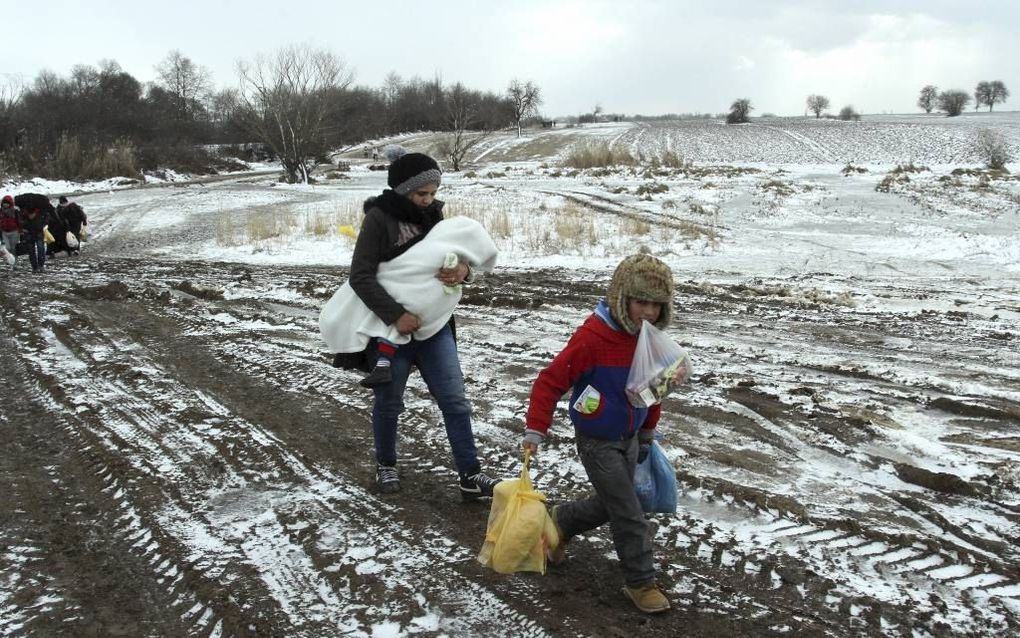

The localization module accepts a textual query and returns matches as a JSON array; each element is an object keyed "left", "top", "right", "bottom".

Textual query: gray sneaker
[{"left": 376, "top": 464, "right": 400, "bottom": 494}]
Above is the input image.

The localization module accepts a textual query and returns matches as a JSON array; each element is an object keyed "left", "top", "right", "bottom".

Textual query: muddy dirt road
[{"left": 1, "top": 178, "right": 1018, "bottom": 637}]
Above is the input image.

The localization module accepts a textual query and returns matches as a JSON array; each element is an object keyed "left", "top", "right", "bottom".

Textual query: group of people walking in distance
[{"left": 0, "top": 193, "right": 88, "bottom": 274}]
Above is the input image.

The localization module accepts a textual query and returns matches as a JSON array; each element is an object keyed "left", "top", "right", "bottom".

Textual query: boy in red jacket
[{"left": 522, "top": 253, "right": 688, "bottom": 614}]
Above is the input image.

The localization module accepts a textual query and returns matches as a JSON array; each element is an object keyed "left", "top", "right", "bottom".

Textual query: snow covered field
[{"left": 1, "top": 113, "right": 1018, "bottom": 636}]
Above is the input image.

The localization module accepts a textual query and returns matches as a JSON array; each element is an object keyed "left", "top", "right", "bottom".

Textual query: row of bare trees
[
  {"left": 1, "top": 46, "right": 544, "bottom": 182},
  {"left": 917, "top": 81, "right": 1009, "bottom": 116}
]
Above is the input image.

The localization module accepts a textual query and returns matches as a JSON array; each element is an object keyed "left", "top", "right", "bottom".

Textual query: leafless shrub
[
  {"left": 975, "top": 128, "right": 1013, "bottom": 170},
  {"left": 760, "top": 179, "right": 794, "bottom": 196},
  {"left": 891, "top": 162, "right": 928, "bottom": 174},
  {"left": 838, "top": 105, "right": 861, "bottom": 121},
  {"left": 635, "top": 182, "right": 669, "bottom": 196},
  {"left": 937, "top": 90, "right": 970, "bottom": 117}
]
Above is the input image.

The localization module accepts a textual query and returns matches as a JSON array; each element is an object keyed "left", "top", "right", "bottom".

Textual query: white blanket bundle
[{"left": 319, "top": 216, "right": 498, "bottom": 353}]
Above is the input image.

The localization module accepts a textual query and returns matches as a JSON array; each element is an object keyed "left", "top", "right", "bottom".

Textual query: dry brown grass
[
  {"left": 563, "top": 140, "right": 637, "bottom": 169},
  {"left": 553, "top": 202, "right": 598, "bottom": 248},
  {"left": 620, "top": 216, "right": 652, "bottom": 235}
]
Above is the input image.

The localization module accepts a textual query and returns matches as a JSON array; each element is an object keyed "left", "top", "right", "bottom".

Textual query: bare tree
[
  {"left": 208, "top": 88, "right": 239, "bottom": 125},
  {"left": 0, "top": 74, "right": 26, "bottom": 172},
  {"left": 236, "top": 44, "right": 354, "bottom": 183},
  {"left": 0, "top": 74, "right": 25, "bottom": 120},
  {"left": 806, "top": 94, "right": 830, "bottom": 118},
  {"left": 155, "top": 50, "right": 213, "bottom": 121},
  {"left": 917, "top": 85, "right": 938, "bottom": 113},
  {"left": 436, "top": 82, "right": 494, "bottom": 171},
  {"left": 990, "top": 81, "right": 1010, "bottom": 109},
  {"left": 975, "top": 80, "right": 1010, "bottom": 112},
  {"left": 938, "top": 90, "right": 970, "bottom": 117},
  {"left": 506, "top": 79, "right": 541, "bottom": 137},
  {"left": 726, "top": 98, "right": 753, "bottom": 124}
]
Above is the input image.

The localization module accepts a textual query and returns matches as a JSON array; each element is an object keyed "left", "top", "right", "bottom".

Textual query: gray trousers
[{"left": 557, "top": 432, "right": 654, "bottom": 587}]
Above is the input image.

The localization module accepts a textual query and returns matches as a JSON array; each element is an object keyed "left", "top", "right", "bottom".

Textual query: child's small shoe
[
  {"left": 622, "top": 583, "right": 670, "bottom": 614},
  {"left": 546, "top": 504, "right": 569, "bottom": 564},
  {"left": 360, "top": 365, "right": 392, "bottom": 388}
]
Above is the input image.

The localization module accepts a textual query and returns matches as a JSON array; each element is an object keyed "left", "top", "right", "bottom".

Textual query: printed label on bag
[
  {"left": 638, "top": 388, "right": 657, "bottom": 406},
  {"left": 573, "top": 385, "right": 601, "bottom": 415}
]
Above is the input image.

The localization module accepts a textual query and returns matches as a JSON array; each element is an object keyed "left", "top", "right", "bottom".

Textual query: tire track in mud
[
  {"left": 2, "top": 276, "right": 561, "bottom": 637},
  {"left": 536, "top": 188, "right": 721, "bottom": 239},
  {"left": 752, "top": 124, "right": 838, "bottom": 162},
  {"left": 3, "top": 255, "right": 1019, "bottom": 635},
  {"left": 0, "top": 311, "right": 195, "bottom": 637}
]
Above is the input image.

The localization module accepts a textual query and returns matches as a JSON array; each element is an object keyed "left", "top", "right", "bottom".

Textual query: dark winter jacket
[
  {"left": 0, "top": 196, "right": 20, "bottom": 232},
  {"left": 20, "top": 207, "right": 49, "bottom": 237},
  {"left": 526, "top": 299, "right": 661, "bottom": 441},
  {"left": 56, "top": 202, "right": 87, "bottom": 233},
  {"left": 349, "top": 189, "right": 445, "bottom": 326}
]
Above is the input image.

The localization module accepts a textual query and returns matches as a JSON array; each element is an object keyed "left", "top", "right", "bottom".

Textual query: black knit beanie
[
  {"left": 385, "top": 145, "right": 442, "bottom": 195},
  {"left": 607, "top": 254, "right": 675, "bottom": 334}
]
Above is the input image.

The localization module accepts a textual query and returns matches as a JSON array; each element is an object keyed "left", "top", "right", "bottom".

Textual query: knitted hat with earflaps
[
  {"left": 384, "top": 145, "right": 442, "bottom": 195},
  {"left": 607, "top": 254, "right": 675, "bottom": 334}
]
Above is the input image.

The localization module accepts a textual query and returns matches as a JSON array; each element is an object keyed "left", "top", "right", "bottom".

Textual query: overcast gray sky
[{"left": 5, "top": 0, "right": 1018, "bottom": 117}]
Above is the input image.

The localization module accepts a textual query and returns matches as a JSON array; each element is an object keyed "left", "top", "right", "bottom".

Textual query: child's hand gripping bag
[
  {"left": 625, "top": 321, "right": 692, "bottom": 408},
  {"left": 477, "top": 451, "right": 560, "bottom": 574},
  {"left": 633, "top": 440, "right": 679, "bottom": 513}
]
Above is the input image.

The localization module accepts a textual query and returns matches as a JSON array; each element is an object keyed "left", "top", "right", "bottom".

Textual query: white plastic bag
[
  {"left": 625, "top": 321, "right": 691, "bottom": 408},
  {"left": 0, "top": 245, "right": 13, "bottom": 267},
  {"left": 65, "top": 231, "right": 79, "bottom": 249}
]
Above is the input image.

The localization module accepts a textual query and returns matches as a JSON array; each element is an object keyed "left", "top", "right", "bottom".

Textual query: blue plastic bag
[{"left": 633, "top": 441, "right": 678, "bottom": 513}]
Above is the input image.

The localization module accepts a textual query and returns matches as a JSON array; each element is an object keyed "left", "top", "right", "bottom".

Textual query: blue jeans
[
  {"left": 27, "top": 235, "right": 46, "bottom": 271},
  {"left": 370, "top": 324, "right": 480, "bottom": 476}
]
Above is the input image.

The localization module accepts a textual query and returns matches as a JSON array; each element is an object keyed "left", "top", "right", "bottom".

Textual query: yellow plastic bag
[
  {"left": 43, "top": 226, "right": 55, "bottom": 244},
  {"left": 477, "top": 451, "right": 560, "bottom": 574},
  {"left": 338, "top": 224, "right": 357, "bottom": 239}
]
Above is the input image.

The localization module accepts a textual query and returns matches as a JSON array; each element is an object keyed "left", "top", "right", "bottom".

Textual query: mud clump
[
  {"left": 71, "top": 280, "right": 133, "bottom": 300},
  {"left": 173, "top": 280, "right": 225, "bottom": 301},
  {"left": 894, "top": 463, "right": 980, "bottom": 497},
  {"left": 930, "top": 397, "right": 1018, "bottom": 422}
]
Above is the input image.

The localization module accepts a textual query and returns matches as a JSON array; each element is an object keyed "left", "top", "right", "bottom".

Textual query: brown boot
[
  {"left": 546, "top": 504, "right": 569, "bottom": 564},
  {"left": 622, "top": 583, "right": 670, "bottom": 614}
]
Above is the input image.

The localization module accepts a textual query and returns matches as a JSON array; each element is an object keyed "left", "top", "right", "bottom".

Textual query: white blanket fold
[{"left": 319, "top": 217, "right": 498, "bottom": 353}]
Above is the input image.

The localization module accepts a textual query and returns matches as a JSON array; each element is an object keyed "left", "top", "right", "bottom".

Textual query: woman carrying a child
[{"left": 323, "top": 147, "right": 500, "bottom": 501}]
